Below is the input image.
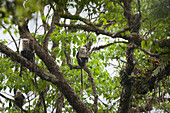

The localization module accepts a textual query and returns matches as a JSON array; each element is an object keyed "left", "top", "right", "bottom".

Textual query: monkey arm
[{"left": 76, "top": 51, "right": 82, "bottom": 65}]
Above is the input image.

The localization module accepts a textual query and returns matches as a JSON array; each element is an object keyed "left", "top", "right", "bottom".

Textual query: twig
[
  {"left": 0, "top": 93, "right": 28, "bottom": 113},
  {"left": 138, "top": 47, "right": 170, "bottom": 57},
  {"left": 43, "top": 9, "right": 60, "bottom": 52},
  {"left": 2, "top": 25, "right": 19, "bottom": 52},
  {"left": 89, "top": 41, "right": 128, "bottom": 56},
  {"left": 142, "top": 27, "right": 155, "bottom": 38},
  {"left": 98, "top": 98, "right": 108, "bottom": 107},
  {"left": 64, "top": 49, "right": 81, "bottom": 69},
  {"left": 0, "top": 93, "right": 13, "bottom": 101},
  {"left": 34, "top": 12, "right": 39, "bottom": 37}
]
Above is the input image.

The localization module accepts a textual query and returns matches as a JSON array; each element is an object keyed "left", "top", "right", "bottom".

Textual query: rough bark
[
  {"left": 0, "top": 38, "right": 92, "bottom": 113},
  {"left": 118, "top": 0, "right": 138, "bottom": 112},
  {"left": 118, "top": 43, "right": 136, "bottom": 113},
  {"left": 56, "top": 92, "right": 64, "bottom": 113}
]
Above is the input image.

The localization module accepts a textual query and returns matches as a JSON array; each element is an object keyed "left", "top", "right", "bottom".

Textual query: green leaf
[{"left": 141, "top": 40, "right": 146, "bottom": 49}]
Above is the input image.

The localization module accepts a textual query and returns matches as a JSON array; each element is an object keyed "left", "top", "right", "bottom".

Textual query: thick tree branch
[
  {"left": 57, "top": 22, "right": 129, "bottom": 39},
  {"left": 60, "top": 14, "right": 94, "bottom": 27},
  {"left": 18, "top": 23, "right": 92, "bottom": 113},
  {"left": 0, "top": 42, "right": 58, "bottom": 83},
  {"left": 0, "top": 40, "right": 92, "bottom": 113},
  {"left": 57, "top": 14, "right": 128, "bottom": 37},
  {"left": 58, "top": 12, "right": 170, "bottom": 48},
  {"left": 118, "top": 43, "right": 136, "bottom": 113}
]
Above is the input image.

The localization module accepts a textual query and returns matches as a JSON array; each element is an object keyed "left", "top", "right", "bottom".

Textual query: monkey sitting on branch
[
  {"left": 76, "top": 46, "right": 88, "bottom": 95},
  {"left": 19, "top": 38, "right": 37, "bottom": 97},
  {"left": 19, "top": 38, "right": 34, "bottom": 76},
  {"left": 14, "top": 89, "right": 25, "bottom": 113},
  {"left": 21, "top": 38, "right": 34, "bottom": 61}
]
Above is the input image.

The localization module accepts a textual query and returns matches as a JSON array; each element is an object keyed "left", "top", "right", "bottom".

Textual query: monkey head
[
  {"left": 79, "top": 47, "right": 87, "bottom": 57},
  {"left": 22, "top": 38, "right": 30, "bottom": 51}
]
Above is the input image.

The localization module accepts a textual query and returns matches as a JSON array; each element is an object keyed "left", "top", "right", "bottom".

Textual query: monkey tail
[
  {"left": 34, "top": 73, "right": 37, "bottom": 97},
  {"left": 81, "top": 68, "right": 83, "bottom": 96},
  {"left": 19, "top": 66, "right": 23, "bottom": 77}
]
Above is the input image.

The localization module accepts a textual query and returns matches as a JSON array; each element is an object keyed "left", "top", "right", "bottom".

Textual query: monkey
[
  {"left": 19, "top": 38, "right": 34, "bottom": 75},
  {"left": 21, "top": 38, "right": 34, "bottom": 61},
  {"left": 19, "top": 38, "right": 37, "bottom": 97},
  {"left": 14, "top": 89, "right": 25, "bottom": 113},
  {"left": 76, "top": 46, "right": 88, "bottom": 95},
  {"left": 76, "top": 47, "right": 88, "bottom": 67}
]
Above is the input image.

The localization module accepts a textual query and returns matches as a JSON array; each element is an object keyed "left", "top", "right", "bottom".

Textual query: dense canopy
[{"left": 0, "top": 0, "right": 169, "bottom": 113}]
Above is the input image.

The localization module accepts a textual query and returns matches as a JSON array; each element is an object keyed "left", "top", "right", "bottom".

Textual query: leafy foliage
[{"left": 0, "top": 0, "right": 169, "bottom": 113}]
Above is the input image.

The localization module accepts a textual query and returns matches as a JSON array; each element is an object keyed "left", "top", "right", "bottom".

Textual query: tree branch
[
  {"left": 0, "top": 42, "right": 58, "bottom": 83},
  {"left": 58, "top": 22, "right": 170, "bottom": 48},
  {"left": 2, "top": 25, "right": 19, "bottom": 52},
  {"left": 139, "top": 47, "right": 170, "bottom": 57},
  {"left": 56, "top": 91, "right": 64, "bottom": 113},
  {"left": 0, "top": 93, "right": 28, "bottom": 113},
  {"left": 64, "top": 49, "right": 81, "bottom": 70},
  {"left": 64, "top": 45, "right": 98, "bottom": 112},
  {"left": 0, "top": 99, "right": 5, "bottom": 113},
  {"left": 17, "top": 22, "right": 92, "bottom": 112},
  {"left": 43, "top": 9, "right": 60, "bottom": 52},
  {"left": 0, "top": 39, "right": 92, "bottom": 113},
  {"left": 34, "top": 84, "right": 49, "bottom": 113},
  {"left": 75, "top": 3, "right": 85, "bottom": 16},
  {"left": 118, "top": 43, "right": 136, "bottom": 113},
  {"left": 89, "top": 41, "right": 128, "bottom": 56},
  {"left": 84, "top": 66, "right": 98, "bottom": 113}
]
